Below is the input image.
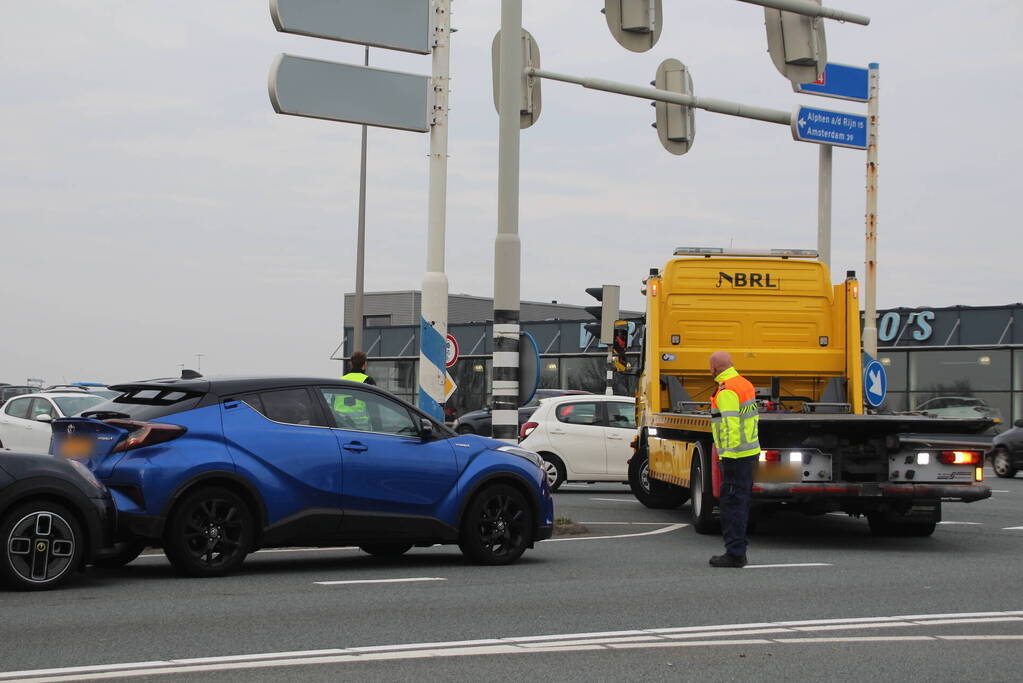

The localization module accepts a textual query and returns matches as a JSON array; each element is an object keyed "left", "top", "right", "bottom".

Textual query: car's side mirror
[
  {"left": 1015, "top": 418, "right": 1023, "bottom": 428},
  {"left": 419, "top": 417, "right": 435, "bottom": 439},
  {"left": 35, "top": 414, "right": 53, "bottom": 423}
]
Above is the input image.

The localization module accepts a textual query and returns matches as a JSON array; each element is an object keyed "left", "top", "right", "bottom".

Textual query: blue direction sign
[
  {"left": 792, "top": 106, "right": 868, "bottom": 150},
  {"left": 796, "top": 63, "right": 869, "bottom": 102},
  {"left": 863, "top": 360, "right": 888, "bottom": 408}
]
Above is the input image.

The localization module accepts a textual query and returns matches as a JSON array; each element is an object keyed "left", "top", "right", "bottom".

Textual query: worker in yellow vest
[
  {"left": 708, "top": 350, "right": 761, "bottom": 568},
  {"left": 336, "top": 351, "right": 375, "bottom": 429}
]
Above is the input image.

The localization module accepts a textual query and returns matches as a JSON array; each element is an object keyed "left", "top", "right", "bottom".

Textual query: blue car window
[
  {"left": 320, "top": 388, "right": 419, "bottom": 437},
  {"left": 257, "top": 388, "right": 319, "bottom": 426}
]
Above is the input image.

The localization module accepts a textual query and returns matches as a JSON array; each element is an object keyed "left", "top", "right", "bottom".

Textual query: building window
[
  {"left": 364, "top": 315, "right": 391, "bottom": 328},
  {"left": 908, "top": 349, "right": 1010, "bottom": 394}
]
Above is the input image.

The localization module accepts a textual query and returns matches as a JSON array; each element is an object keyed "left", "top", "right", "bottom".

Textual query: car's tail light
[
  {"left": 938, "top": 450, "right": 982, "bottom": 466},
  {"left": 106, "top": 420, "right": 186, "bottom": 453},
  {"left": 759, "top": 449, "right": 781, "bottom": 463},
  {"left": 519, "top": 422, "right": 539, "bottom": 441}
]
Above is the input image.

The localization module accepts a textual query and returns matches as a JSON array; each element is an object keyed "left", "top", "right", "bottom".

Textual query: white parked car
[
  {"left": 0, "top": 391, "right": 107, "bottom": 454},
  {"left": 518, "top": 394, "right": 636, "bottom": 491}
]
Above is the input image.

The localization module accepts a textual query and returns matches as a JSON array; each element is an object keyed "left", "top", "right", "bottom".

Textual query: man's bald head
[{"left": 709, "top": 351, "right": 733, "bottom": 377}]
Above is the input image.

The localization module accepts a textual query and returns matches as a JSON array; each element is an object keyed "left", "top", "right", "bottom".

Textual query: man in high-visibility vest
[
  {"left": 708, "top": 350, "right": 760, "bottom": 568},
  {"left": 336, "top": 351, "right": 375, "bottom": 429}
]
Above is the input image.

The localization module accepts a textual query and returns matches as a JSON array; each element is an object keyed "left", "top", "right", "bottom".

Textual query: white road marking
[
  {"left": 744, "top": 563, "right": 832, "bottom": 569},
  {"left": 314, "top": 577, "right": 446, "bottom": 586},
  {"left": 992, "top": 490, "right": 1010, "bottom": 493},
  {"left": 137, "top": 546, "right": 360, "bottom": 561},
  {"left": 1004, "top": 526, "right": 1023, "bottom": 530},
  {"left": 589, "top": 497, "right": 639, "bottom": 503},
  {"left": 937, "top": 521, "right": 983, "bottom": 525},
  {"left": 3, "top": 610, "right": 1021, "bottom": 681},
  {"left": 575, "top": 521, "right": 668, "bottom": 526},
  {"left": 542, "top": 523, "right": 686, "bottom": 542}
]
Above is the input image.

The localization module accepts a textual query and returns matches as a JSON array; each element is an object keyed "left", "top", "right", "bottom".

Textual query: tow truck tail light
[
  {"left": 106, "top": 420, "right": 186, "bottom": 453},
  {"left": 519, "top": 421, "right": 539, "bottom": 441},
  {"left": 759, "top": 449, "right": 781, "bottom": 463},
  {"left": 938, "top": 450, "right": 981, "bottom": 466},
  {"left": 975, "top": 467, "right": 984, "bottom": 482}
]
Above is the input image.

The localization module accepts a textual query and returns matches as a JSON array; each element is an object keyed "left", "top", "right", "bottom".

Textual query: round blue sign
[{"left": 863, "top": 360, "right": 887, "bottom": 408}]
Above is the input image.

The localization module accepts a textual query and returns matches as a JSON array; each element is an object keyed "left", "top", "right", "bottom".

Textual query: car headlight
[{"left": 497, "top": 445, "right": 544, "bottom": 470}]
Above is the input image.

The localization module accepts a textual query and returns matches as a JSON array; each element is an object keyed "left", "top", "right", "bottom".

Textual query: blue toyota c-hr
[{"left": 51, "top": 376, "right": 554, "bottom": 577}]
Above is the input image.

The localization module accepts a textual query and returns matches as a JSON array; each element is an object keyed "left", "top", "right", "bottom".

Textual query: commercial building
[{"left": 341, "top": 293, "right": 1022, "bottom": 426}]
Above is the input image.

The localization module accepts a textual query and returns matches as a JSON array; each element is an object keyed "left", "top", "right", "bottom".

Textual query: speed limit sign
[{"left": 445, "top": 334, "right": 459, "bottom": 368}]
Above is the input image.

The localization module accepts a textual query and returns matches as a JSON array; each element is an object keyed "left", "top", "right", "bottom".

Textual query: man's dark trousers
[{"left": 719, "top": 456, "right": 755, "bottom": 557}]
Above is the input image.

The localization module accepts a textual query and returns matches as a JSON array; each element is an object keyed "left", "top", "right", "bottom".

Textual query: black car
[
  {"left": 0, "top": 385, "right": 36, "bottom": 405},
  {"left": 452, "top": 389, "right": 592, "bottom": 436},
  {"left": 989, "top": 418, "right": 1023, "bottom": 478},
  {"left": 0, "top": 453, "right": 116, "bottom": 590}
]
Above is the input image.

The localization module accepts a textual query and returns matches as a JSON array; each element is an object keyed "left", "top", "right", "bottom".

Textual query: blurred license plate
[{"left": 59, "top": 436, "right": 93, "bottom": 459}]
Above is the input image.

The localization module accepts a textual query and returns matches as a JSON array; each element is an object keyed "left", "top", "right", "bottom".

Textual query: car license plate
[{"left": 59, "top": 436, "right": 94, "bottom": 459}]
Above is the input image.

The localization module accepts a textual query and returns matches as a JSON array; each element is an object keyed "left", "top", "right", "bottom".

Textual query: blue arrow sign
[
  {"left": 863, "top": 360, "right": 887, "bottom": 408},
  {"left": 796, "top": 63, "right": 869, "bottom": 102},
  {"left": 792, "top": 106, "right": 868, "bottom": 150}
]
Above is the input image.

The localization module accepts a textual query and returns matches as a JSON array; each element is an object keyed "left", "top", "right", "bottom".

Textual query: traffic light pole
[
  {"left": 525, "top": 68, "right": 791, "bottom": 126},
  {"left": 492, "top": 0, "right": 524, "bottom": 442},
  {"left": 419, "top": 0, "right": 453, "bottom": 422},
  {"left": 735, "top": 0, "right": 869, "bottom": 25}
]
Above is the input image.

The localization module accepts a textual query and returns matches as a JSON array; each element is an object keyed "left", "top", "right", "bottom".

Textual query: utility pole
[
  {"left": 863, "top": 62, "right": 880, "bottom": 358},
  {"left": 353, "top": 46, "right": 369, "bottom": 356},
  {"left": 417, "top": 0, "right": 453, "bottom": 422},
  {"left": 491, "top": 0, "right": 524, "bottom": 442}
]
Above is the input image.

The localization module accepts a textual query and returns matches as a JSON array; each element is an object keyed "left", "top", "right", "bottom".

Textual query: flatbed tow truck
[{"left": 628, "top": 248, "right": 992, "bottom": 536}]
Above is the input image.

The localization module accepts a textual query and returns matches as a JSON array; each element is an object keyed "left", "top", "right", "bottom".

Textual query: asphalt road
[{"left": 1, "top": 470, "right": 1021, "bottom": 682}]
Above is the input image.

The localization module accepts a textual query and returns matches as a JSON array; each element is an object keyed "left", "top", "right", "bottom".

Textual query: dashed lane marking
[
  {"left": 589, "top": 497, "right": 639, "bottom": 503},
  {"left": 938, "top": 521, "right": 983, "bottom": 525},
  {"left": 542, "top": 523, "right": 687, "bottom": 543},
  {"left": 3, "top": 611, "right": 1021, "bottom": 681},
  {"left": 1004, "top": 526, "right": 1023, "bottom": 530},
  {"left": 744, "top": 563, "right": 832, "bottom": 569},
  {"left": 315, "top": 577, "right": 446, "bottom": 586}
]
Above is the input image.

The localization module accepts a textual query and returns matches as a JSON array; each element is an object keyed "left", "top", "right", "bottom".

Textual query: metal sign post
[
  {"left": 863, "top": 62, "right": 881, "bottom": 358},
  {"left": 817, "top": 144, "right": 832, "bottom": 270},
  {"left": 492, "top": 0, "right": 524, "bottom": 443},
  {"left": 418, "top": 0, "right": 453, "bottom": 423}
]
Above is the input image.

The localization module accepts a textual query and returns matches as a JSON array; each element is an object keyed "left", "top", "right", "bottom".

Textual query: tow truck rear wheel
[
  {"left": 867, "top": 505, "right": 939, "bottom": 537},
  {"left": 629, "top": 451, "right": 688, "bottom": 509},
  {"left": 690, "top": 442, "right": 720, "bottom": 535}
]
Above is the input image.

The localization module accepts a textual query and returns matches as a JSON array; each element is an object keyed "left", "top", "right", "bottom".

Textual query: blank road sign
[
  {"left": 271, "top": 0, "right": 432, "bottom": 55},
  {"left": 269, "top": 54, "right": 431, "bottom": 132}
]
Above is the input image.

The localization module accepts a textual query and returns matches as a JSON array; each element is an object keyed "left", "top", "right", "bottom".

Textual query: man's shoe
[{"left": 709, "top": 553, "right": 747, "bottom": 568}]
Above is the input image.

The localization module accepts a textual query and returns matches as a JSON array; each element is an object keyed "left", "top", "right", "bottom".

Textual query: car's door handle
[
  {"left": 607, "top": 434, "right": 623, "bottom": 440},
  {"left": 342, "top": 441, "right": 368, "bottom": 452},
  {"left": 549, "top": 429, "right": 565, "bottom": 435}
]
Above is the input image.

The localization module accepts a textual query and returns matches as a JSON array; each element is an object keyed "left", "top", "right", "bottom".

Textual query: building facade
[{"left": 341, "top": 293, "right": 1022, "bottom": 426}]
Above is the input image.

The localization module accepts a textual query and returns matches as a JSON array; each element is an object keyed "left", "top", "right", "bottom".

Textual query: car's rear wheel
[
  {"left": 359, "top": 543, "right": 414, "bottom": 557},
  {"left": 459, "top": 484, "right": 533, "bottom": 565},
  {"left": 0, "top": 501, "right": 83, "bottom": 591},
  {"left": 93, "top": 540, "right": 147, "bottom": 569},
  {"left": 539, "top": 453, "right": 566, "bottom": 491},
  {"left": 991, "top": 449, "right": 1018, "bottom": 478},
  {"left": 163, "top": 487, "right": 253, "bottom": 577}
]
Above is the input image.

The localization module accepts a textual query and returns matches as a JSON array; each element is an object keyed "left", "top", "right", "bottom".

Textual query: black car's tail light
[{"left": 105, "top": 420, "right": 186, "bottom": 453}]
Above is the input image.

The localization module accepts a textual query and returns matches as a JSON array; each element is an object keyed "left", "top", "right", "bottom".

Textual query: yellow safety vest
[
  {"left": 336, "top": 372, "right": 371, "bottom": 427},
  {"left": 710, "top": 367, "right": 761, "bottom": 459}
]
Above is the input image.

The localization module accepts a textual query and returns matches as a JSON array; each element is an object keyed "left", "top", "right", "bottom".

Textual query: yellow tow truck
[{"left": 629, "top": 248, "right": 992, "bottom": 536}]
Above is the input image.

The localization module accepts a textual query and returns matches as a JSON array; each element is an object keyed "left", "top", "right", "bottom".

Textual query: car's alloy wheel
[
  {"left": 1, "top": 502, "right": 82, "bottom": 591},
  {"left": 164, "top": 487, "right": 253, "bottom": 577},
  {"left": 459, "top": 484, "right": 532, "bottom": 565},
  {"left": 540, "top": 454, "right": 566, "bottom": 491},
  {"left": 992, "top": 450, "right": 1017, "bottom": 478}
]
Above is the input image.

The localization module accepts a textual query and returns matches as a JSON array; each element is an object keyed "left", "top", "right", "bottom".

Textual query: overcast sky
[{"left": 2, "top": 1, "right": 1019, "bottom": 384}]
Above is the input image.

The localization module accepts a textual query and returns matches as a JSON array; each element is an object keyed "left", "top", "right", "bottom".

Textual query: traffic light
[
  {"left": 612, "top": 320, "right": 630, "bottom": 371},
  {"left": 764, "top": 4, "right": 827, "bottom": 85},
  {"left": 652, "top": 58, "right": 695, "bottom": 156},
  {"left": 604, "top": 0, "right": 662, "bottom": 53},
  {"left": 584, "top": 285, "right": 620, "bottom": 344},
  {"left": 491, "top": 28, "right": 542, "bottom": 129}
]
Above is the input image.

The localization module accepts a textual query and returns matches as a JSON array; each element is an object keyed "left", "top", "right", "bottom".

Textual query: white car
[
  {"left": 519, "top": 394, "right": 636, "bottom": 491},
  {"left": 0, "top": 391, "right": 107, "bottom": 454}
]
